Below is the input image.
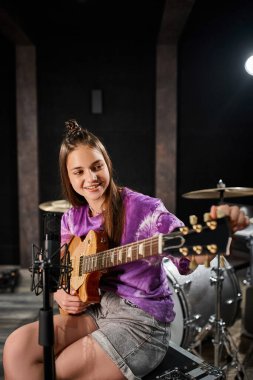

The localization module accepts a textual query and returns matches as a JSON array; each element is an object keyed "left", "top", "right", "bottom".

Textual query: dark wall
[
  {"left": 177, "top": 0, "right": 253, "bottom": 225},
  {"left": 33, "top": 0, "right": 165, "bottom": 205},
  {"left": 0, "top": 0, "right": 163, "bottom": 264},
  {"left": 0, "top": 36, "right": 19, "bottom": 264},
  {"left": 37, "top": 41, "right": 156, "bottom": 205}
]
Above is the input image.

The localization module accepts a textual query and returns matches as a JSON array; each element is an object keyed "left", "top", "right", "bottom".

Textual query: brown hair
[{"left": 59, "top": 119, "right": 124, "bottom": 245}]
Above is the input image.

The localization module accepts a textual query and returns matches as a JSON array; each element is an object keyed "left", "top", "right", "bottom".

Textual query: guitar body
[{"left": 68, "top": 229, "right": 109, "bottom": 304}]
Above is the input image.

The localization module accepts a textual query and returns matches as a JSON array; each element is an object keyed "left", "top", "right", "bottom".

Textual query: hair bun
[
  {"left": 65, "top": 119, "right": 81, "bottom": 133},
  {"left": 64, "top": 119, "right": 84, "bottom": 141}
]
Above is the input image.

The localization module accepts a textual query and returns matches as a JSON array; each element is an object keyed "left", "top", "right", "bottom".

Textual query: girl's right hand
[{"left": 54, "top": 288, "right": 87, "bottom": 314}]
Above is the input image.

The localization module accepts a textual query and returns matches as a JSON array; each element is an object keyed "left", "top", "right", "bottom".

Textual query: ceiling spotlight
[{"left": 245, "top": 55, "right": 253, "bottom": 75}]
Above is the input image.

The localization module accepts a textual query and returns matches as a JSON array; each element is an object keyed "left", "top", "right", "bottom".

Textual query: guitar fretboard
[{"left": 78, "top": 234, "right": 163, "bottom": 274}]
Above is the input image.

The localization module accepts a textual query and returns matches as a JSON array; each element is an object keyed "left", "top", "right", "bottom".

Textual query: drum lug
[
  {"left": 225, "top": 292, "right": 242, "bottom": 305},
  {"left": 182, "top": 279, "right": 192, "bottom": 290},
  {"left": 173, "top": 281, "right": 192, "bottom": 293},
  {"left": 185, "top": 313, "right": 202, "bottom": 326},
  {"left": 225, "top": 299, "right": 235, "bottom": 305},
  {"left": 173, "top": 282, "right": 183, "bottom": 293},
  {"left": 209, "top": 274, "right": 224, "bottom": 285}
]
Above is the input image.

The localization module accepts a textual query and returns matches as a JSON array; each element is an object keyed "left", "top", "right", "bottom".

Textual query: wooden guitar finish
[{"left": 67, "top": 229, "right": 109, "bottom": 305}]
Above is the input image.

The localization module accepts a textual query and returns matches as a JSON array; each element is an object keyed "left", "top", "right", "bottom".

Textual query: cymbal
[
  {"left": 182, "top": 187, "right": 253, "bottom": 199},
  {"left": 39, "top": 199, "right": 71, "bottom": 213}
]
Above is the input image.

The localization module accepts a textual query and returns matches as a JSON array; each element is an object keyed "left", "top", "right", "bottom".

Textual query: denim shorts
[{"left": 85, "top": 292, "right": 171, "bottom": 380}]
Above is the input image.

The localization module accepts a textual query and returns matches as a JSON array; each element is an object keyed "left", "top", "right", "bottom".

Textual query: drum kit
[
  {"left": 39, "top": 180, "right": 253, "bottom": 377},
  {"left": 168, "top": 179, "right": 253, "bottom": 376}
]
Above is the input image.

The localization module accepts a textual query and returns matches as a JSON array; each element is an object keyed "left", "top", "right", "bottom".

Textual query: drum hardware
[
  {"left": 182, "top": 179, "right": 253, "bottom": 200},
  {"left": 246, "top": 235, "right": 253, "bottom": 285},
  {"left": 233, "top": 215, "right": 253, "bottom": 337},
  {"left": 170, "top": 281, "right": 204, "bottom": 326},
  {"left": 39, "top": 199, "right": 71, "bottom": 213},
  {"left": 164, "top": 256, "right": 240, "bottom": 349},
  {"left": 191, "top": 322, "right": 213, "bottom": 356},
  {"left": 173, "top": 282, "right": 182, "bottom": 293},
  {"left": 241, "top": 235, "right": 253, "bottom": 337},
  {"left": 182, "top": 180, "right": 247, "bottom": 377},
  {"left": 181, "top": 279, "right": 193, "bottom": 291},
  {"left": 189, "top": 271, "right": 245, "bottom": 378},
  {"left": 184, "top": 314, "right": 202, "bottom": 326}
]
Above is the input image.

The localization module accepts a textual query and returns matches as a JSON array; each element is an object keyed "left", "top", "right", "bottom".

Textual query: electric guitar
[{"left": 60, "top": 213, "right": 231, "bottom": 309}]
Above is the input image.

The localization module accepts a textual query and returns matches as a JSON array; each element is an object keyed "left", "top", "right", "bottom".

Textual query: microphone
[
  {"left": 44, "top": 232, "right": 61, "bottom": 293},
  {"left": 44, "top": 213, "right": 61, "bottom": 292},
  {"left": 30, "top": 213, "right": 71, "bottom": 295},
  {"left": 43, "top": 213, "right": 61, "bottom": 293}
]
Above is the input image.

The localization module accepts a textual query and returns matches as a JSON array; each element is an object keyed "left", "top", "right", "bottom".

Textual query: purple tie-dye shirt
[{"left": 61, "top": 187, "right": 189, "bottom": 322}]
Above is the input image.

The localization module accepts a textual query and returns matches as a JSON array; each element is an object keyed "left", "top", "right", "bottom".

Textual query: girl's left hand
[{"left": 210, "top": 204, "right": 250, "bottom": 233}]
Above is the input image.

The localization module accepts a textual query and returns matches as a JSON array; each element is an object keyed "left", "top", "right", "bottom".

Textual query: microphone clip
[{"left": 29, "top": 242, "right": 72, "bottom": 295}]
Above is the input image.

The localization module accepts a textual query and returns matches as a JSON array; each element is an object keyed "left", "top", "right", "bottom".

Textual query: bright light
[{"left": 245, "top": 55, "right": 253, "bottom": 75}]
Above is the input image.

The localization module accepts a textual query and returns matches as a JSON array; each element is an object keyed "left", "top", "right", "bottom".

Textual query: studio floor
[{"left": 0, "top": 260, "right": 253, "bottom": 380}]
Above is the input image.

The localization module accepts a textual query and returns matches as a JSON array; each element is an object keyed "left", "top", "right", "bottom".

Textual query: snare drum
[{"left": 163, "top": 256, "right": 241, "bottom": 348}]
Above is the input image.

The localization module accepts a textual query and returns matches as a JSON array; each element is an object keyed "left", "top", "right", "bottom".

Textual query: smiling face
[{"left": 66, "top": 144, "right": 110, "bottom": 209}]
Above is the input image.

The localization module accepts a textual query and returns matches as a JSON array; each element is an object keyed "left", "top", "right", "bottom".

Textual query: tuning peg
[
  {"left": 189, "top": 256, "right": 198, "bottom": 270},
  {"left": 179, "top": 247, "right": 189, "bottom": 256},
  {"left": 193, "top": 245, "right": 203, "bottom": 254},
  {"left": 179, "top": 226, "right": 189, "bottom": 235},
  {"left": 216, "top": 209, "right": 225, "bottom": 219},
  {"left": 203, "top": 212, "right": 211, "bottom": 222},
  {"left": 189, "top": 215, "right": 203, "bottom": 233},
  {"left": 192, "top": 224, "right": 203, "bottom": 233},
  {"left": 207, "top": 244, "right": 217, "bottom": 254},
  {"left": 189, "top": 215, "right": 198, "bottom": 225},
  {"left": 206, "top": 221, "right": 217, "bottom": 230}
]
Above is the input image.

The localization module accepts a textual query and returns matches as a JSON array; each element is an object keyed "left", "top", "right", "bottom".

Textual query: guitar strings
[
  {"left": 78, "top": 223, "right": 219, "bottom": 274},
  {"left": 80, "top": 235, "right": 160, "bottom": 273}
]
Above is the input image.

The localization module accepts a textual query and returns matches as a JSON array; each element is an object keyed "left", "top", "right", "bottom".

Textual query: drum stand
[
  {"left": 212, "top": 254, "right": 244, "bottom": 374},
  {"left": 190, "top": 253, "right": 244, "bottom": 378},
  {"left": 190, "top": 181, "right": 245, "bottom": 378}
]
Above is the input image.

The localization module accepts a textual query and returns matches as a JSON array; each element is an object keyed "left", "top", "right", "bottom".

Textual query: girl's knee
[
  {"left": 3, "top": 323, "right": 43, "bottom": 380},
  {"left": 4, "top": 326, "right": 27, "bottom": 360},
  {"left": 3, "top": 330, "right": 21, "bottom": 372},
  {"left": 4, "top": 323, "right": 39, "bottom": 361}
]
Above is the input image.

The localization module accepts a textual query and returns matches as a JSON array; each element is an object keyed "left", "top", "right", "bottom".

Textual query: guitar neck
[
  {"left": 77, "top": 230, "right": 185, "bottom": 275},
  {"left": 74, "top": 215, "right": 230, "bottom": 276},
  {"left": 80, "top": 234, "right": 163, "bottom": 274}
]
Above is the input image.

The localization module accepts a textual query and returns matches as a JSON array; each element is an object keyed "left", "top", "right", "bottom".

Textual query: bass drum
[{"left": 163, "top": 256, "right": 242, "bottom": 348}]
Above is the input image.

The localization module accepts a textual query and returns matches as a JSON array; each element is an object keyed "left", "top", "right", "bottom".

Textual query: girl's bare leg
[
  {"left": 3, "top": 320, "right": 44, "bottom": 380},
  {"left": 3, "top": 313, "right": 126, "bottom": 380},
  {"left": 55, "top": 336, "right": 126, "bottom": 380}
]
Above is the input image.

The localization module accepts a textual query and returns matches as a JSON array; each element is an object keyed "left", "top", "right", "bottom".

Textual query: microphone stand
[
  {"left": 30, "top": 240, "right": 71, "bottom": 380},
  {"left": 39, "top": 257, "right": 56, "bottom": 380}
]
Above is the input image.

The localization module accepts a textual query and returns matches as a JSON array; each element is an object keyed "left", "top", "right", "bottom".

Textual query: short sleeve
[{"left": 61, "top": 211, "right": 73, "bottom": 245}]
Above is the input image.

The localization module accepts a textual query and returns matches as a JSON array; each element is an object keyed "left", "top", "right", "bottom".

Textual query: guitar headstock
[{"left": 163, "top": 213, "right": 232, "bottom": 269}]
